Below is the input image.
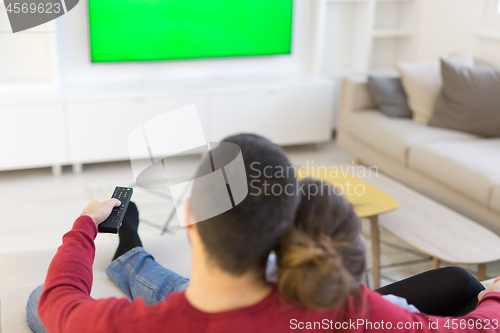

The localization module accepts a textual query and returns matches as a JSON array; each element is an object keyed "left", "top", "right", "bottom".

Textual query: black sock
[{"left": 112, "top": 202, "right": 143, "bottom": 261}]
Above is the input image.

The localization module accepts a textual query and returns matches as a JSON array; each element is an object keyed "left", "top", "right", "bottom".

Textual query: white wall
[
  {"left": 55, "top": 0, "right": 314, "bottom": 86},
  {"left": 415, "top": 0, "right": 500, "bottom": 65},
  {"left": 0, "top": 6, "right": 54, "bottom": 85}
]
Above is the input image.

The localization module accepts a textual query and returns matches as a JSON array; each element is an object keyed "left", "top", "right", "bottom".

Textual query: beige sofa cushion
[
  {"left": 347, "top": 110, "right": 478, "bottom": 164},
  {"left": 397, "top": 53, "right": 475, "bottom": 124},
  {"left": 408, "top": 139, "right": 500, "bottom": 207},
  {"left": 0, "top": 231, "right": 192, "bottom": 333}
]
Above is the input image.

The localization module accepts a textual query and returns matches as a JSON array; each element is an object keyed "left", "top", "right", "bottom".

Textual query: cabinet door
[
  {"left": 67, "top": 94, "right": 209, "bottom": 164},
  {"left": 129, "top": 94, "right": 209, "bottom": 138},
  {"left": 209, "top": 83, "right": 333, "bottom": 145},
  {"left": 0, "top": 104, "right": 66, "bottom": 170},
  {"left": 67, "top": 99, "right": 138, "bottom": 163}
]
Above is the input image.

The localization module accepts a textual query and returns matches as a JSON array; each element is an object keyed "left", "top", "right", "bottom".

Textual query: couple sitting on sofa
[{"left": 26, "top": 134, "right": 500, "bottom": 332}]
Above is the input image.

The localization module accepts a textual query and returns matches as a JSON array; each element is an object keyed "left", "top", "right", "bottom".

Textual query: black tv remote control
[{"left": 98, "top": 186, "right": 133, "bottom": 234}]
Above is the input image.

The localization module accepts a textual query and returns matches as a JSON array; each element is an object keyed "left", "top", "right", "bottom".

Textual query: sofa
[
  {"left": 0, "top": 231, "right": 192, "bottom": 333},
  {"left": 337, "top": 77, "right": 500, "bottom": 235}
]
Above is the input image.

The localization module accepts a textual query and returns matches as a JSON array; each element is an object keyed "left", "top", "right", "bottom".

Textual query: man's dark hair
[{"left": 190, "top": 134, "right": 300, "bottom": 276}]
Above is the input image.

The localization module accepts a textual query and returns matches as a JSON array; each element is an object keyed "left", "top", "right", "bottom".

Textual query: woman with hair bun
[
  {"left": 276, "top": 177, "right": 365, "bottom": 310},
  {"left": 273, "top": 177, "right": 500, "bottom": 330}
]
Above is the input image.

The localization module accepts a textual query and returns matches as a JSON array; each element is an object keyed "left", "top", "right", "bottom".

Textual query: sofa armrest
[{"left": 337, "top": 77, "right": 376, "bottom": 132}]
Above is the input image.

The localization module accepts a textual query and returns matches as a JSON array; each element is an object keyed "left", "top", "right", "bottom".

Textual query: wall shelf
[
  {"left": 372, "top": 29, "right": 414, "bottom": 38},
  {"left": 476, "top": 28, "right": 500, "bottom": 41},
  {"left": 327, "top": 68, "right": 363, "bottom": 77},
  {"left": 313, "top": 0, "right": 417, "bottom": 75}
]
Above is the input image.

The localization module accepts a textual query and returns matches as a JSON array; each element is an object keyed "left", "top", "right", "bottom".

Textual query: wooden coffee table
[{"left": 299, "top": 168, "right": 500, "bottom": 289}]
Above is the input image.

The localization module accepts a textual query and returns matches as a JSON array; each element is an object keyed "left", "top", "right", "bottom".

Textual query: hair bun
[{"left": 278, "top": 231, "right": 356, "bottom": 309}]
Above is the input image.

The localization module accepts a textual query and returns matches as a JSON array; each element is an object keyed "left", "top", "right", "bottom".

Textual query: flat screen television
[{"left": 88, "top": 0, "right": 294, "bottom": 63}]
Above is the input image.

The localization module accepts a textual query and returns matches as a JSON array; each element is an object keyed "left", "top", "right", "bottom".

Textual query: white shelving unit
[
  {"left": 476, "top": 0, "right": 500, "bottom": 42},
  {"left": 313, "top": 0, "right": 418, "bottom": 77}
]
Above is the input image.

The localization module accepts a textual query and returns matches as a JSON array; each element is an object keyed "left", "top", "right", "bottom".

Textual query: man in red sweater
[{"left": 26, "top": 134, "right": 500, "bottom": 332}]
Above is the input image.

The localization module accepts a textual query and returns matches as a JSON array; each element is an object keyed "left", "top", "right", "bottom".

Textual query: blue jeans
[{"left": 26, "top": 247, "right": 190, "bottom": 333}]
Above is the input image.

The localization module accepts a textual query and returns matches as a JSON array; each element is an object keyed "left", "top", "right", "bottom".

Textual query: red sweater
[{"left": 39, "top": 216, "right": 500, "bottom": 333}]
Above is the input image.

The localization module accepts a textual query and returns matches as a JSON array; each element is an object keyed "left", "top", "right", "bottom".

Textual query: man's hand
[
  {"left": 81, "top": 199, "right": 121, "bottom": 227},
  {"left": 478, "top": 276, "right": 500, "bottom": 301}
]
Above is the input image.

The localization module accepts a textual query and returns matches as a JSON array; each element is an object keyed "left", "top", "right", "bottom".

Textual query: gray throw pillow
[
  {"left": 430, "top": 59, "right": 500, "bottom": 137},
  {"left": 367, "top": 76, "right": 412, "bottom": 118}
]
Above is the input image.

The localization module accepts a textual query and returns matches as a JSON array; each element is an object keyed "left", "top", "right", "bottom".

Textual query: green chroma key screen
[{"left": 88, "top": 0, "right": 294, "bottom": 62}]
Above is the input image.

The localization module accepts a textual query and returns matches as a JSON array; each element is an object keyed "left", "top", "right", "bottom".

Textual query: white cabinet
[
  {"left": 132, "top": 94, "right": 209, "bottom": 137},
  {"left": 209, "top": 81, "right": 333, "bottom": 145},
  {"left": 0, "top": 76, "right": 334, "bottom": 172},
  {"left": 0, "top": 104, "right": 66, "bottom": 170},
  {"left": 67, "top": 99, "right": 138, "bottom": 163}
]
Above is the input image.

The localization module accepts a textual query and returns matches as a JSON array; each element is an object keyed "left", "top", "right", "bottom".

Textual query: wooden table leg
[
  {"left": 370, "top": 215, "right": 380, "bottom": 289},
  {"left": 432, "top": 257, "right": 440, "bottom": 269},
  {"left": 478, "top": 264, "right": 487, "bottom": 281}
]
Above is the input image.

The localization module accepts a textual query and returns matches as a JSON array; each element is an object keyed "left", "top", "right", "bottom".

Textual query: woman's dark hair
[{"left": 277, "top": 177, "right": 366, "bottom": 309}]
